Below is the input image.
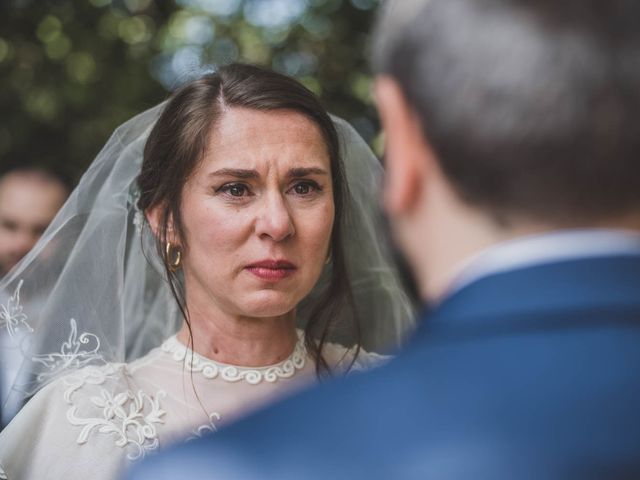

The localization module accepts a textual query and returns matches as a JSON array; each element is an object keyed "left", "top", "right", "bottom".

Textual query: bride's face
[{"left": 179, "top": 107, "right": 335, "bottom": 318}]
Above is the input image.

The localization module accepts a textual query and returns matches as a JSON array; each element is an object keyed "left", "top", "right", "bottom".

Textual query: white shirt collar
[{"left": 445, "top": 229, "right": 640, "bottom": 299}]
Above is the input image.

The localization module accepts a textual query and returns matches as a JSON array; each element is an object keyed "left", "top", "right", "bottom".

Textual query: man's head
[
  {"left": 374, "top": 0, "right": 640, "bottom": 298},
  {"left": 0, "top": 167, "right": 69, "bottom": 276}
]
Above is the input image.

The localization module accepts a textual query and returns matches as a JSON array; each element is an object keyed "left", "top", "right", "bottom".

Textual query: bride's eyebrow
[
  {"left": 208, "top": 169, "right": 258, "bottom": 179},
  {"left": 289, "top": 167, "right": 328, "bottom": 178},
  {"left": 207, "top": 167, "right": 328, "bottom": 180}
]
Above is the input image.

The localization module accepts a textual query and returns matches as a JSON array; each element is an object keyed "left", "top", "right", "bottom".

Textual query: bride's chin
[{"left": 240, "top": 291, "right": 298, "bottom": 318}]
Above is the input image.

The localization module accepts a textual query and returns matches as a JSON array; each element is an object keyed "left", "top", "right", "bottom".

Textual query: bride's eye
[
  {"left": 290, "top": 181, "right": 321, "bottom": 196},
  {"left": 218, "top": 183, "right": 251, "bottom": 197}
]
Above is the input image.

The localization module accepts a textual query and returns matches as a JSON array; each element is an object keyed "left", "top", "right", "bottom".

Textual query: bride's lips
[{"left": 245, "top": 260, "right": 297, "bottom": 281}]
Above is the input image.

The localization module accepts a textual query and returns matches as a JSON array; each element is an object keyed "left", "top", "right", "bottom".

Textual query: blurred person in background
[
  {"left": 0, "top": 166, "right": 69, "bottom": 279},
  {"left": 0, "top": 165, "right": 68, "bottom": 429},
  {"left": 127, "top": 0, "right": 640, "bottom": 479}
]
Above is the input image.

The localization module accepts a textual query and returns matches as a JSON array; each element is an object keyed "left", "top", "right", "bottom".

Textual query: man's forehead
[
  {"left": 0, "top": 172, "right": 66, "bottom": 197},
  {"left": 0, "top": 174, "right": 67, "bottom": 220}
]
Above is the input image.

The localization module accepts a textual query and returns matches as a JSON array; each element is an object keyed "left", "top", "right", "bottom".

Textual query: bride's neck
[{"left": 176, "top": 305, "right": 298, "bottom": 368}]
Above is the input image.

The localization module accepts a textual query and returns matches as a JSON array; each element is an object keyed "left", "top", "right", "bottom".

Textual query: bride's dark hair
[{"left": 137, "top": 63, "right": 360, "bottom": 376}]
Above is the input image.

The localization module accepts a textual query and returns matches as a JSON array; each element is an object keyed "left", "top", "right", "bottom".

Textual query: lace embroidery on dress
[
  {"left": 161, "top": 333, "right": 307, "bottom": 385},
  {"left": 128, "top": 189, "right": 145, "bottom": 234},
  {"left": 0, "top": 278, "right": 109, "bottom": 394},
  {"left": 324, "top": 342, "right": 392, "bottom": 375},
  {"left": 0, "top": 464, "right": 7, "bottom": 480},
  {"left": 0, "top": 280, "right": 33, "bottom": 341},
  {"left": 32, "top": 318, "right": 104, "bottom": 383},
  {"left": 187, "top": 412, "right": 221, "bottom": 441},
  {"left": 350, "top": 350, "right": 391, "bottom": 372},
  {"left": 63, "top": 364, "right": 167, "bottom": 460}
]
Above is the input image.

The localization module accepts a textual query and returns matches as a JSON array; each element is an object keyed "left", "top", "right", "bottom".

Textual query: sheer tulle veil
[{"left": 0, "top": 100, "right": 415, "bottom": 413}]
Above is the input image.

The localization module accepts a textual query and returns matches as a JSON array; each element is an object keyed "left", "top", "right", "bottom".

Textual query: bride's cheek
[{"left": 302, "top": 207, "right": 334, "bottom": 261}]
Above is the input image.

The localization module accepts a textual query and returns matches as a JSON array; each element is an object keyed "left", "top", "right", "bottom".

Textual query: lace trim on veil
[{"left": 160, "top": 333, "right": 307, "bottom": 385}]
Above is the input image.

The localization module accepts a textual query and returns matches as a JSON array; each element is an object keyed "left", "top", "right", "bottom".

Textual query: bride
[{"left": 0, "top": 64, "right": 413, "bottom": 479}]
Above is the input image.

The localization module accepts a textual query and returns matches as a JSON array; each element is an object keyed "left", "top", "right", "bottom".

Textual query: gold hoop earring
[{"left": 165, "top": 242, "right": 182, "bottom": 272}]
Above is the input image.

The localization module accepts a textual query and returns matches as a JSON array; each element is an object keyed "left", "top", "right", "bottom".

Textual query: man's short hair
[{"left": 375, "top": 0, "right": 640, "bottom": 224}]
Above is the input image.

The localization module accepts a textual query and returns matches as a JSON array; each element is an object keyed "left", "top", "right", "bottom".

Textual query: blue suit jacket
[{"left": 127, "top": 255, "right": 640, "bottom": 479}]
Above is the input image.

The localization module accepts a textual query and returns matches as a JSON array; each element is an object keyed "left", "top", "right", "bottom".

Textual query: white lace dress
[{"left": 0, "top": 333, "right": 386, "bottom": 480}]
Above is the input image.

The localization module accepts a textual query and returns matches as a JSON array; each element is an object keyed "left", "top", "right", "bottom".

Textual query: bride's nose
[{"left": 255, "top": 191, "right": 295, "bottom": 241}]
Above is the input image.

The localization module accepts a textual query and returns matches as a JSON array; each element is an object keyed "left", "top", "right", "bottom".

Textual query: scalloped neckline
[{"left": 160, "top": 332, "right": 307, "bottom": 385}]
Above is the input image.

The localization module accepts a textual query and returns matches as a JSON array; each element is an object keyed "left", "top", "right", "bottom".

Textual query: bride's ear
[{"left": 145, "top": 205, "right": 179, "bottom": 244}]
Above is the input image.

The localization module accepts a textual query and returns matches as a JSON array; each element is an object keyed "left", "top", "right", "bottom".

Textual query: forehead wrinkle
[
  {"left": 201, "top": 107, "right": 331, "bottom": 178},
  {"left": 209, "top": 107, "right": 325, "bottom": 150},
  {"left": 205, "top": 137, "right": 329, "bottom": 173}
]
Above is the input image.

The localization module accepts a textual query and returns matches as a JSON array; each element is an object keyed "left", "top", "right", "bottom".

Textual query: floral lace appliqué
[
  {"left": 128, "top": 189, "right": 145, "bottom": 234},
  {"left": 0, "top": 279, "right": 106, "bottom": 399},
  {"left": 32, "top": 318, "right": 104, "bottom": 382},
  {"left": 187, "top": 412, "right": 221, "bottom": 441},
  {"left": 67, "top": 388, "right": 166, "bottom": 460},
  {"left": 349, "top": 350, "right": 391, "bottom": 373},
  {"left": 63, "top": 365, "right": 166, "bottom": 460},
  {"left": 0, "top": 280, "right": 34, "bottom": 340},
  {"left": 0, "top": 463, "right": 8, "bottom": 480},
  {"left": 161, "top": 334, "right": 307, "bottom": 385}
]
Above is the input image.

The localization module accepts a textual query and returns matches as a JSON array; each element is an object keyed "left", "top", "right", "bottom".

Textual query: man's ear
[
  {"left": 145, "top": 205, "right": 179, "bottom": 244},
  {"left": 375, "top": 76, "right": 435, "bottom": 216}
]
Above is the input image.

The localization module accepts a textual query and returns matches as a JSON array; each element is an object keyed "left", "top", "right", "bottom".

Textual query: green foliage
[{"left": 0, "top": 0, "right": 381, "bottom": 180}]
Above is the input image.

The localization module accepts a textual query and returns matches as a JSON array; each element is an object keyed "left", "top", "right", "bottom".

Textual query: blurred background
[{"left": 0, "top": 0, "right": 381, "bottom": 181}]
